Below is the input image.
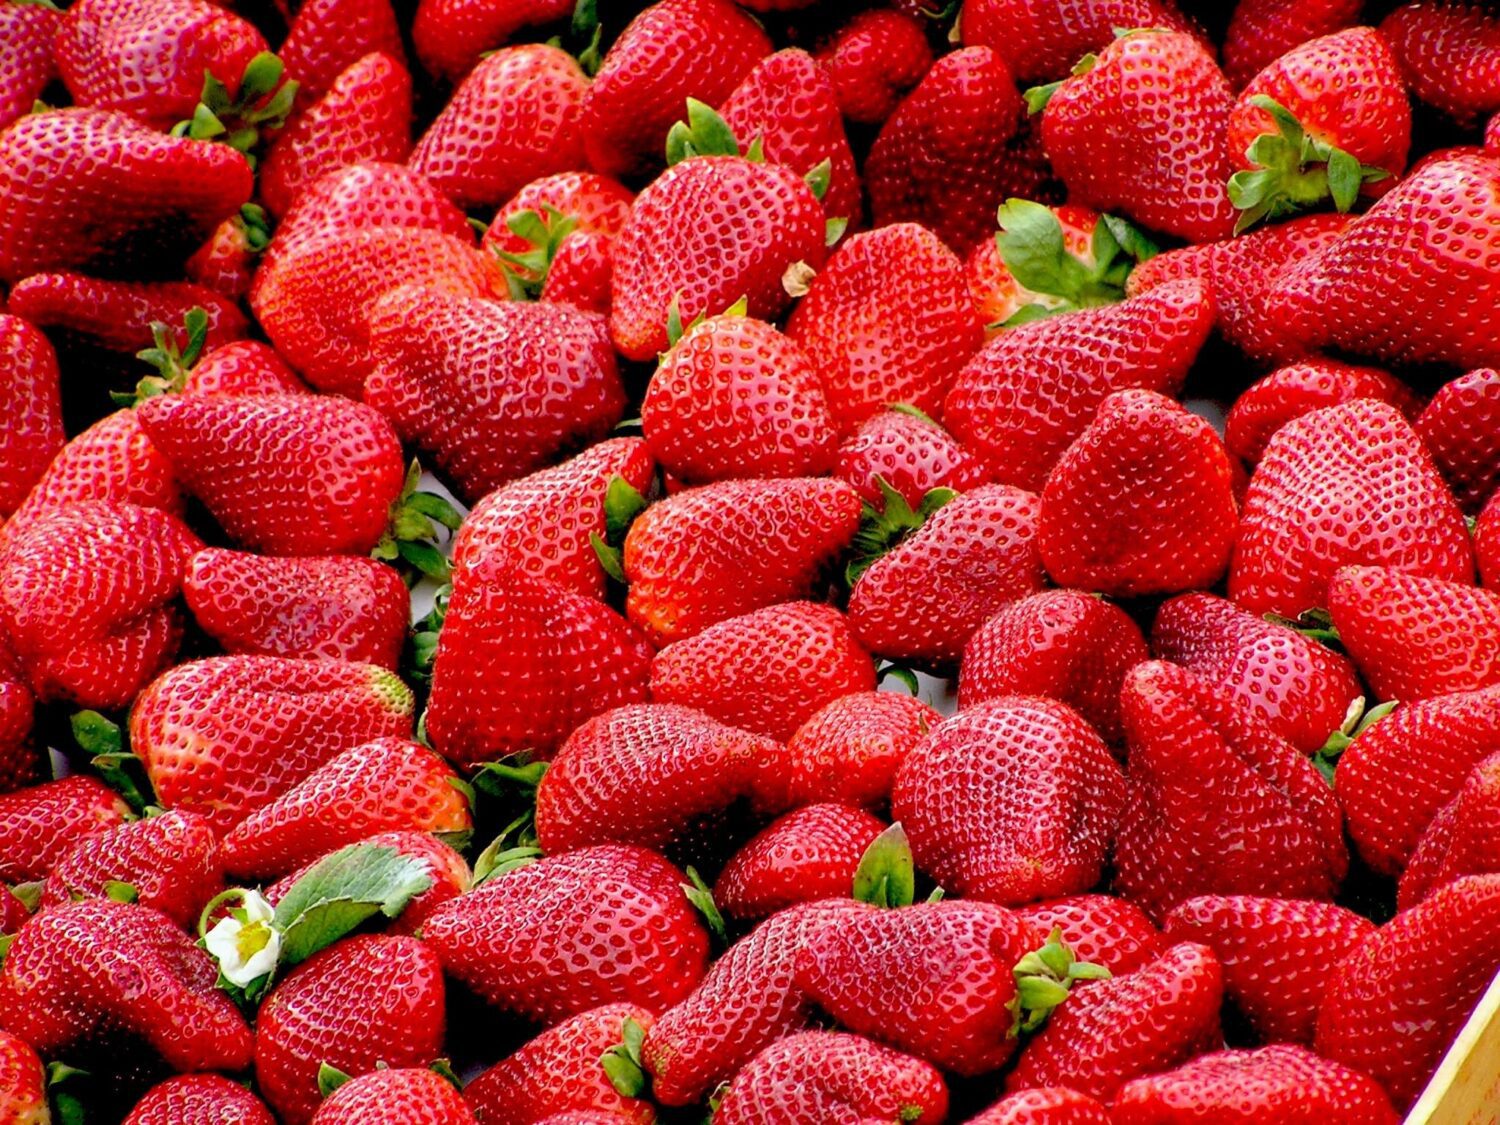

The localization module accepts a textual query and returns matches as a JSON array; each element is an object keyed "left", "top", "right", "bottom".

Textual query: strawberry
[
  {"left": 183, "top": 549, "right": 409, "bottom": 669},
  {"left": 1222, "top": 0, "right": 1365, "bottom": 90},
  {"left": 0, "top": 898, "right": 252, "bottom": 1077},
  {"left": 180, "top": 340, "right": 305, "bottom": 397},
  {"left": 1227, "top": 28, "right": 1410, "bottom": 230},
  {"left": 866, "top": 47, "right": 1053, "bottom": 254},
  {"left": 135, "top": 393, "right": 406, "bottom": 557},
  {"left": 365, "top": 287, "right": 625, "bottom": 503},
  {"left": 650, "top": 602, "right": 875, "bottom": 740},
  {"left": 133, "top": 655, "right": 415, "bottom": 833},
  {"left": 6, "top": 274, "right": 247, "bottom": 359},
  {"left": 1224, "top": 359, "right": 1421, "bottom": 466},
  {"left": 1336, "top": 685, "right": 1500, "bottom": 874},
  {"left": 1416, "top": 367, "right": 1500, "bottom": 514},
  {"left": 280, "top": 0, "right": 405, "bottom": 102},
  {"left": 945, "top": 279, "right": 1214, "bottom": 491},
  {"left": 967, "top": 1088, "right": 1110, "bottom": 1124},
  {"left": 714, "top": 1031, "right": 948, "bottom": 1125},
  {"left": 464, "top": 1004, "right": 656, "bottom": 1125},
  {"left": 314, "top": 1068, "right": 474, "bottom": 1125},
  {"left": 1114, "top": 661, "right": 1347, "bottom": 920},
  {"left": 1162, "top": 895, "right": 1374, "bottom": 1047},
  {"left": 534, "top": 702, "right": 781, "bottom": 857},
  {"left": 481, "top": 170, "right": 633, "bottom": 282},
  {"left": 186, "top": 206, "right": 274, "bottom": 299},
  {"left": 255, "top": 934, "right": 446, "bottom": 1125},
  {"left": 412, "top": 0, "right": 574, "bottom": 83},
  {"left": 1029, "top": 30, "right": 1235, "bottom": 244},
  {"left": 1316, "top": 874, "right": 1500, "bottom": 1108},
  {"left": 621, "top": 477, "right": 861, "bottom": 647},
  {"left": 424, "top": 563, "right": 652, "bottom": 770},
  {"left": 0, "top": 108, "right": 252, "bottom": 283},
  {"left": 0, "top": 314, "right": 63, "bottom": 517},
  {"left": 1111, "top": 1044, "right": 1399, "bottom": 1123},
  {"left": 221, "top": 738, "right": 471, "bottom": 880},
  {"left": 787, "top": 223, "right": 983, "bottom": 433},
  {"left": 0, "top": 886, "right": 23, "bottom": 935},
  {"left": 1400, "top": 751, "right": 1500, "bottom": 908},
  {"left": 815, "top": 9, "right": 932, "bottom": 126},
  {"left": 1152, "top": 592, "right": 1362, "bottom": 755},
  {"left": 0, "top": 1033, "right": 47, "bottom": 1122},
  {"left": 1015, "top": 895, "right": 1167, "bottom": 977},
  {"left": 836, "top": 408, "right": 991, "bottom": 510},
  {"left": 959, "top": 0, "right": 1202, "bottom": 83},
  {"left": 1230, "top": 400, "right": 1474, "bottom": 617},
  {"left": 580, "top": 0, "right": 770, "bottom": 179},
  {"left": 259, "top": 52, "right": 413, "bottom": 219},
  {"left": 714, "top": 804, "right": 887, "bottom": 921},
  {"left": 0, "top": 776, "right": 129, "bottom": 883},
  {"left": 959, "top": 589, "right": 1148, "bottom": 746},
  {"left": 849, "top": 484, "right": 1046, "bottom": 667},
  {"left": 0, "top": 2, "right": 60, "bottom": 132},
  {"left": 892, "top": 697, "right": 1124, "bottom": 905},
  {"left": 1380, "top": 1, "right": 1500, "bottom": 123},
  {"left": 124, "top": 1074, "right": 275, "bottom": 1125},
  {"left": 41, "top": 809, "right": 224, "bottom": 931},
  {"left": 538, "top": 231, "right": 617, "bottom": 316},
  {"left": 0, "top": 640, "right": 38, "bottom": 794},
  {"left": 1481, "top": 491, "right": 1500, "bottom": 587},
  {"left": 0, "top": 501, "right": 199, "bottom": 710},
  {"left": 641, "top": 313, "right": 837, "bottom": 484},
  {"left": 422, "top": 844, "right": 711, "bottom": 1024},
  {"left": 410, "top": 46, "right": 589, "bottom": 212}
]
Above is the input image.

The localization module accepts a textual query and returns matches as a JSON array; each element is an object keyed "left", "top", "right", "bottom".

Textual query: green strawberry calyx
[
  {"left": 600, "top": 1015, "right": 650, "bottom": 1098},
  {"left": 491, "top": 205, "right": 580, "bottom": 301},
  {"left": 1009, "top": 926, "right": 1111, "bottom": 1036},
  {"left": 1313, "top": 696, "right": 1399, "bottom": 785},
  {"left": 590, "top": 473, "right": 651, "bottom": 585},
  {"left": 114, "top": 306, "right": 211, "bottom": 407},
  {"left": 375, "top": 460, "right": 464, "bottom": 585},
  {"left": 844, "top": 477, "right": 958, "bottom": 588},
  {"left": 682, "top": 866, "right": 728, "bottom": 944},
  {"left": 71, "top": 709, "right": 156, "bottom": 815},
  {"left": 853, "top": 822, "right": 917, "bottom": 908},
  {"left": 173, "top": 51, "right": 297, "bottom": 170},
  {"left": 665, "top": 98, "right": 762, "bottom": 167}
]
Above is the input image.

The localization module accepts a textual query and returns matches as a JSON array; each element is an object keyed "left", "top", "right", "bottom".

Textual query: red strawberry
[
  {"left": 1481, "top": 490, "right": 1500, "bottom": 587},
  {"left": 184, "top": 549, "right": 409, "bottom": 669},
  {"left": 537, "top": 231, "right": 616, "bottom": 316},
  {"left": 1112, "top": 1044, "right": 1399, "bottom": 1123},
  {"left": 814, "top": 9, "right": 933, "bottom": 126},
  {"left": 0, "top": 886, "right": 24, "bottom": 935},
  {"left": 959, "top": 0, "right": 1202, "bottom": 83},
  {"left": 1114, "top": 661, "right": 1347, "bottom": 920},
  {"left": 464, "top": 1004, "right": 656, "bottom": 1125},
  {"left": 410, "top": 46, "right": 588, "bottom": 212},
  {"left": 186, "top": 207, "right": 273, "bottom": 300},
  {"left": 714, "top": 804, "right": 886, "bottom": 921},
  {"left": 422, "top": 844, "right": 711, "bottom": 1024},
  {"left": 580, "top": 0, "right": 770, "bottom": 179},
  {"left": 787, "top": 223, "right": 983, "bottom": 433},
  {"left": 0, "top": 776, "right": 129, "bottom": 883},
  {"left": 0, "top": 501, "right": 198, "bottom": 710},
  {"left": 482, "top": 170, "right": 633, "bottom": 273},
  {"left": 0, "top": 639, "right": 39, "bottom": 794},
  {"left": 0, "top": 107, "right": 252, "bottom": 283},
  {"left": 945, "top": 280, "right": 1214, "bottom": 490},
  {"left": 836, "top": 408, "right": 991, "bottom": 510},
  {"left": 182, "top": 340, "right": 304, "bottom": 396},
  {"left": 0, "top": 314, "right": 63, "bottom": 517},
  {"left": 1416, "top": 367, "right": 1500, "bottom": 514},
  {"left": 621, "top": 477, "right": 861, "bottom": 647},
  {"left": 1380, "top": 1, "right": 1500, "bottom": 123},
  {"left": 1400, "top": 751, "right": 1500, "bottom": 908},
  {"left": 967, "top": 1088, "right": 1110, "bottom": 1125},
  {"left": 534, "top": 703, "right": 781, "bottom": 857},
  {"left": 1223, "top": 0, "right": 1364, "bottom": 89},
  {"left": 133, "top": 655, "right": 415, "bottom": 833},
  {"left": 41, "top": 809, "right": 223, "bottom": 931},
  {"left": 714, "top": 1031, "right": 948, "bottom": 1125},
  {"left": 424, "top": 564, "right": 652, "bottom": 770},
  {"left": 1016, "top": 895, "right": 1167, "bottom": 978},
  {"left": 1230, "top": 400, "right": 1474, "bottom": 617},
  {"left": 412, "top": 0, "right": 573, "bottom": 83},
  {"left": 255, "top": 934, "right": 446, "bottom": 1125},
  {"left": 124, "top": 1075, "right": 274, "bottom": 1125},
  {"left": 6, "top": 274, "right": 247, "bottom": 358},
  {"left": 314, "top": 1069, "right": 474, "bottom": 1125},
  {"left": 0, "top": 2, "right": 60, "bottom": 132},
  {"left": 1317, "top": 874, "right": 1500, "bottom": 1109},
  {"left": 1031, "top": 30, "right": 1235, "bottom": 244},
  {"left": 280, "top": 0, "right": 404, "bottom": 102},
  {"left": 365, "top": 287, "right": 625, "bottom": 503},
  {"left": 892, "top": 697, "right": 1124, "bottom": 905},
  {"left": 960, "top": 590, "right": 1148, "bottom": 746}
]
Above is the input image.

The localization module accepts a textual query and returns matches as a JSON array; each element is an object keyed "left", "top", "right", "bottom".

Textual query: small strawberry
[
  {"left": 482, "top": 171, "right": 632, "bottom": 307},
  {"left": 0, "top": 776, "right": 129, "bottom": 883},
  {"left": 1222, "top": 0, "right": 1364, "bottom": 89},
  {"left": 0, "top": 639, "right": 39, "bottom": 794},
  {"left": 5, "top": 273, "right": 248, "bottom": 356},
  {"left": 179, "top": 339, "right": 303, "bottom": 396},
  {"left": 1416, "top": 367, "right": 1500, "bottom": 514},
  {"left": 0, "top": 1034, "right": 46, "bottom": 1122},
  {"left": 1016, "top": 895, "right": 1167, "bottom": 978},
  {"left": 0, "top": 886, "right": 25, "bottom": 935},
  {"left": 714, "top": 804, "right": 887, "bottom": 921},
  {"left": 1380, "top": 1, "right": 1500, "bottom": 124},
  {"left": 280, "top": 0, "right": 404, "bottom": 102},
  {"left": 815, "top": 10, "right": 931, "bottom": 127},
  {"left": 483, "top": 170, "right": 633, "bottom": 257},
  {"left": 0, "top": 2, "right": 60, "bottom": 132},
  {"left": 0, "top": 314, "right": 64, "bottom": 518},
  {"left": 412, "top": 0, "right": 573, "bottom": 83},
  {"left": 967, "top": 1088, "right": 1110, "bottom": 1124},
  {"left": 1400, "top": 751, "right": 1500, "bottom": 908},
  {"left": 124, "top": 1074, "right": 275, "bottom": 1125},
  {"left": 314, "top": 1068, "right": 474, "bottom": 1125},
  {"left": 1480, "top": 490, "right": 1500, "bottom": 587},
  {"left": 835, "top": 407, "right": 991, "bottom": 510},
  {"left": 960, "top": 0, "right": 1203, "bottom": 83}
]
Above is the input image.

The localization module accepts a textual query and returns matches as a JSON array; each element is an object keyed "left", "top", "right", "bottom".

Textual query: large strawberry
[
  {"left": 0, "top": 776, "right": 129, "bottom": 883},
  {"left": 280, "top": 0, "right": 404, "bottom": 102},
  {"left": 0, "top": 314, "right": 63, "bottom": 518},
  {"left": 813, "top": 8, "right": 932, "bottom": 126},
  {"left": 1380, "top": 1, "right": 1500, "bottom": 124},
  {"left": 314, "top": 1069, "right": 474, "bottom": 1125},
  {"left": 412, "top": 0, "right": 573, "bottom": 83},
  {"left": 714, "top": 804, "right": 887, "bottom": 921},
  {"left": 1400, "top": 751, "right": 1500, "bottom": 908},
  {"left": 126, "top": 1074, "right": 275, "bottom": 1125},
  {"left": 0, "top": 2, "right": 60, "bottom": 132},
  {"left": 1222, "top": 0, "right": 1364, "bottom": 89},
  {"left": 836, "top": 408, "right": 990, "bottom": 510},
  {"left": 1016, "top": 894, "right": 1167, "bottom": 978},
  {"left": 1416, "top": 367, "right": 1500, "bottom": 514},
  {"left": 960, "top": 0, "right": 1202, "bottom": 83}
]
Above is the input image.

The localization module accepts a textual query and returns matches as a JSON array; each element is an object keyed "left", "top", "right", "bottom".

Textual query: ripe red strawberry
[
  {"left": 0, "top": 314, "right": 63, "bottom": 517},
  {"left": 423, "top": 844, "right": 711, "bottom": 1024},
  {"left": 412, "top": 0, "right": 573, "bottom": 83},
  {"left": 967, "top": 1087, "right": 1110, "bottom": 1124},
  {"left": 182, "top": 340, "right": 305, "bottom": 396},
  {"left": 0, "top": 2, "right": 60, "bottom": 132},
  {"left": 1115, "top": 661, "right": 1347, "bottom": 920},
  {"left": 1016, "top": 895, "right": 1167, "bottom": 978},
  {"left": 836, "top": 408, "right": 991, "bottom": 510},
  {"left": 0, "top": 898, "right": 252, "bottom": 1076},
  {"left": 642, "top": 314, "right": 839, "bottom": 484},
  {"left": 314, "top": 1069, "right": 474, "bottom": 1125},
  {"left": 1317, "top": 874, "right": 1500, "bottom": 1108},
  {"left": 787, "top": 223, "right": 983, "bottom": 433},
  {"left": 814, "top": 9, "right": 932, "bottom": 126},
  {"left": 184, "top": 549, "right": 409, "bottom": 669},
  {"left": 1222, "top": 0, "right": 1364, "bottom": 89},
  {"left": 124, "top": 1075, "right": 275, "bottom": 1125},
  {"left": 1112, "top": 1044, "right": 1399, "bottom": 1123},
  {"left": 534, "top": 703, "right": 781, "bottom": 857},
  {"left": 1336, "top": 685, "right": 1500, "bottom": 874},
  {"left": 280, "top": 0, "right": 404, "bottom": 102},
  {"left": 959, "top": 0, "right": 1202, "bottom": 83},
  {"left": 41, "top": 809, "right": 223, "bottom": 931},
  {"left": 410, "top": 46, "right": 588, "bottom": 212},
  {"left": 1481, "top": 491, "right": 1500, "bottom": 587},
  {"left": 1031, "top": 30, "right": 1235, "bottom": 244},
  {"left": 1400, "top": 751, "right": 1500, "bottom": 908},
  {"left": 366, "top": 287, "right": 624, "bottom": 503},
  {"left": 714, "top": 1031, "right": 949, "bottom": 1125},
  {"left": 866, "top": 47, "right": 1053, "bottom": 254},
  {"left": 0, "top": 107, "right": 252, "bottom": 283},
  {"left": 945, "top": 279, "right": 1213, "bottom": 490},
  {"left": 0, "top": 886, "right": 24, "bottom": 935},
  {"left": 849, "top": 485, "right": 1045, "bottom": 667},
  {"left": 960, "top": 590, "right": 1148, "bottom": 745},
  {"left": 650, "top": 602, "right": 875, "bottom": 740},
  {"left": 535, "top": 231, "right": 616, "bottom": 315},
  {"left": 7, "top": 275, "right": 246, "bottom": 361},
  {"left": 133, "top": 655, "right": 414, "bottom": 833},
  {"left": 1265, "top": 152, "right": 1500, "bottom": 369},
  {"left": 0, "top": 640, "right": 39, "bottom": 794},
  {"left": 136, "top": 393, "right": 405, "bottom": 557},
  {"left": 714, "top": 804, "right": 886, "bottom": 920},
  {"left": 1162, "top": 895, "right": 1374, "bottom": 1046},
  {"left": 0, "top": 776, "right": 129, "bottom": 883},
  {"left": 482, "top": 170, "right": 633, "bottom": 263},
  {"left": 1416, "top": 367, "right": 1500, "bottom": 514},
  {"left": 1380, "top": 1, "right": 1500, "bottom": 123},
  {"left": 186, "top": 208, "right": 273, "bottom": 300},
  {"left": 0, "top": 501, "right": 198, "bottom": 710},
  {"left": 580, "top": 0, "right": 770, "bottom": 179},
  {"left": 255, "top": 934, "right": 446, "bottom": 1125},
  {"left": 424, "top": 564, "right": 652, "bottom": 770},
  {"left": 622, "top": 477, "right": 861, "bottom": 647},
  {"left": 222, "top": 738, "right": 471, "bottom": 880},
  {"left": 464, "top": 1004, "right": 656, "bottom": 1125}
]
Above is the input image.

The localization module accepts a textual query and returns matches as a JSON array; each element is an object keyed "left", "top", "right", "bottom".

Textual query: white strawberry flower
[{"left": 202, "top": 889, "right": 281, "bottom": 987}]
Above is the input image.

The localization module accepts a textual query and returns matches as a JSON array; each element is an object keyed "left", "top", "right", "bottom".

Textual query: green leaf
[
  {"left": 1023, "top": 80, "right": 1063, "bottom": 116},
  {"left": 396, "top": 540, "right": 451, "bottom": 584},
  {"left": 317, "top": 1063, "right": 352, "bottom": 1098},
  {"left": 825, "top": 216, "right": 849, "bottom": 246},
  {"left": 996, "top": 199, "right": 1083, "bottom": 299},
  {"left": 876, "top": 662, "right": 921, "bottom": 694},
  {"left": 239, "top": 52, "right": 285, "bottom": 100},
  {"left": 853, "top": 822, "right": 916, "bottom": 908},
  {"left": 47, "top": 1061, "right": 90, "bottom": 1125},
  {"left": 1326, "top": 146, "right": 1362, "bottom": 212},
  {"left": 1098, "top": 214, "right": 1158, "bottom": 265},
  {"left": 90, "top": 751, "right": 155, "bottom": 816},
  {"left": 590, "top": 533, "right": 627, "bottom": 584},
  {"left": 682, "top": 867, "right": 727, "bottom": 945},
  {"left": 665, "top": 294, "right": 685, "bottom": 348},
  {"left": 1009, "top": 926, "right": 1111, "bottom": 1036},
  {"left": 743, "top": 134, "right": 765, "bottom": 163},
  {"left": 804, "top": 158, "right": 832, "bottom": 202},
  {"left": 429, "top": 1059, "right": 462, "bottom": 1090},
  {"left": 665, "top": 98, "right": 742, "bottom": 164},
  {"left": 572, "top": 0, "right": 603, "bottom": 74},
  {"left": 844, "top": 480, "right": 956, "bottom": 587},
  {"left": 70, "top": 711, "right": 121, "bottom": 756},
  {"left": 272, "top": 844, "right": 432, "bottom": 969},
  {"left": 10, "top": 881, "right": 41, "bottom": 912},
  {"left": 102, "top": 880, "right": 138, "bottom": 904},
  {"left": 603, "top": 476, "right": 648, "bottom": 541},
  {"left": 600, "top": 1015, "right": 650, "bottom": 1098}
]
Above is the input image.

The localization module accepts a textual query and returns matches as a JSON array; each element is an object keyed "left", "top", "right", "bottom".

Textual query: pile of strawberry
[{"left": 1, "top": 0, "right": 1499, "bottom": 1120}]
